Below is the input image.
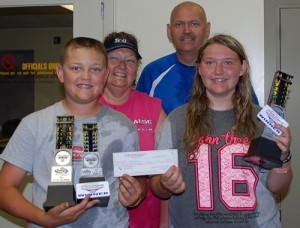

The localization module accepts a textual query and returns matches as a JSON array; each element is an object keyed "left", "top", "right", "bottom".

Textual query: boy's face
[{"left": 56, "top": 47, "right": 108, "bottom": 105}]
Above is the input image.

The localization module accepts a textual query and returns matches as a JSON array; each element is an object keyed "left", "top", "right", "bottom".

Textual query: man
[{"left": 136, "top": 1, "right": 259, "bottom": 114}]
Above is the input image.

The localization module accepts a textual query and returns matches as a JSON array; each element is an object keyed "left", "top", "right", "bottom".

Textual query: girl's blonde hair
[{"left": 184, "top": 34, "right": 256, "bottom": 154}]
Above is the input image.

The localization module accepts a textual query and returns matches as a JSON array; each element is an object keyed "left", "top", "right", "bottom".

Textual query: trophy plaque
[
  {"left": 76, "top": 123, "right": 110, "bottom": 207},
  {"left": 243, "top": 71, "right": 293, "bottom": 169},
  {"left": 43, "top": 116, "right": 76, "bottom": 211}
]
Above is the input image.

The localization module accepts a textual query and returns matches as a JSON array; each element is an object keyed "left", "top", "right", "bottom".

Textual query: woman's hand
[{"left": 118, "top": 174, "right": 146, "bottom": 207}]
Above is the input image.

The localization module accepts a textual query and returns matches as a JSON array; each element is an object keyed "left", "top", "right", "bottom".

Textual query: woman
[
  {"left": 151, "top": 34, "right": 292, "bottom": 227},
  {"left": 99, "top": 32, "right": 167, "bottom": 228}
]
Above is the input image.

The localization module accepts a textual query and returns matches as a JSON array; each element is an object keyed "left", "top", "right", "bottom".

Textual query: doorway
[
  {"left": 0, "top": 4, "right": 73, "bottom": 228},
  {"left": 265, "top": 1, "right": 300, "bottom": 227}
]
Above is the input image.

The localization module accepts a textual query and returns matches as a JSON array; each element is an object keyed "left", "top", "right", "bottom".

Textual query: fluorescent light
[{"left": 61, "top": 5, "right": 73, "bottom": 11}]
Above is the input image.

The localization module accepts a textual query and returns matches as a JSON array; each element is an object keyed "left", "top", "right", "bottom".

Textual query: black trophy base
[
  {"left": 243, "top": 136, "right": 283, "bottom": 170},
  {"left": 77, "top": 176, "right": 109, "bottom": 207},
  {"left": 43, "top": 184, "right": 76, "bottom": 211},
  {"left": 79, "top": 176, "right": 105, "bottom": 183}
]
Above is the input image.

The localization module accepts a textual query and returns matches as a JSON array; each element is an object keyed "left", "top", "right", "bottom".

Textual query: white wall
[
  {"left": 105, "top": 0, "right": 265, "bottom": 105},
  {"left": 73, "top": 0, "right": 104, "bottom": 39}
]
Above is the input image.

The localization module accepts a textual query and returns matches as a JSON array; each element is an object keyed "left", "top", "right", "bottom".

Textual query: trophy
[
  {"left": 75, "top": 123, "right": 110, "bottom": 207},
  {"left": 43, "top": 116, "right": 76, "bottom": 211},
  {"left": 243, "top": 71, "right": 293, "bottom": 169}
]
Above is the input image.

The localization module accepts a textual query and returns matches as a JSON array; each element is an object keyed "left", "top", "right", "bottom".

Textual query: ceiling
[{"left": 0, "top": 6, "right": 73, "bottom": 29}]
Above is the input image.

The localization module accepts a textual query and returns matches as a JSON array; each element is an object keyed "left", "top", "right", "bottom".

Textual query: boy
[{"left": 0, "top": 37, "right": 146, "bottom": 227}]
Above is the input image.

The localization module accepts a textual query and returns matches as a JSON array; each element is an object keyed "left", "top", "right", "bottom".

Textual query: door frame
[{"left": 264, "top": 0, "right": 300, "bottom": 102}]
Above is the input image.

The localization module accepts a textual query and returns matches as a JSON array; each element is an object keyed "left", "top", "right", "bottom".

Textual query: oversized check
[{"left": 113, "top": 149, "right": 178, "bottom": 177}]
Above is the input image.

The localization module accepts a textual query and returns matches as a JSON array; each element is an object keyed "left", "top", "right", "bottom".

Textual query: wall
[{"left": 73, "top": 0, "right": 104, "bottom": 39}]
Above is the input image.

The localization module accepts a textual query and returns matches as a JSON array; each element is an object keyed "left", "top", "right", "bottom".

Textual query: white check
[{"left": 113, "top": 149, "right": 178, "bottom": 177}]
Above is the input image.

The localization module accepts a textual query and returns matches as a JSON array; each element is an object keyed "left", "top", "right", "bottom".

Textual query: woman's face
[
  {"left": 198, "top": 43, "right": 247, "bottom": 100},
  {"left": 106, "top": 48, "right": 138, "bottom": 91}
]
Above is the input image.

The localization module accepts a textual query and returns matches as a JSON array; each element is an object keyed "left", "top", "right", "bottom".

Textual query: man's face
[{"left": 167, "top": 4, "right": 210, "bottom": 55}]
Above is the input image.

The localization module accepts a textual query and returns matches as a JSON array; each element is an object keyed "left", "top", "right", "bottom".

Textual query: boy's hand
[{"left": 43, "top": 195, "right": 99, "bottom": 227}]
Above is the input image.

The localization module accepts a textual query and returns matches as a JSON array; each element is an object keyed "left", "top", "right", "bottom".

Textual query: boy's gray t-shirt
[
  {"left": 1, "top": 101, "right": 139, "bottom": 228},
  {"left": 156, "top": 104, "right": 281, "bottom": 228}
]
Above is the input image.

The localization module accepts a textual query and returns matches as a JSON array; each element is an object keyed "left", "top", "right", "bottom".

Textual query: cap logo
[{"left": 114, "top": 38, "right": 132, "bottom": 46}]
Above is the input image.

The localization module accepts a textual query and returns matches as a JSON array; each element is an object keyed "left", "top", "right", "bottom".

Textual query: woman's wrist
[
  {"left": 159, "top": 181, "right": 173, "bottom": 199},
  {"left": 128, "top": 195, "right": 142, "bottom": 208}
]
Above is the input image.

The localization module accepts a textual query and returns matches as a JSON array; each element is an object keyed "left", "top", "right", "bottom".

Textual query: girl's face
[
  {"left": 56, "top": 47, "right": 108, "bottom": 105},
  {"left": 198, "top": 43, "right": 247, "bottom": 100}
]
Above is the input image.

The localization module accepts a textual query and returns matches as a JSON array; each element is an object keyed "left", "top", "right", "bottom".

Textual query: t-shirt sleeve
[
  {"left": 136, "top": 66, "right": 152, "bottom": 94},
  {"left": 1, "top": 118, "right": 35, "bottom": 173},
  {"left": 155, "top": 119, "right": 173, "bottom": 150}
]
